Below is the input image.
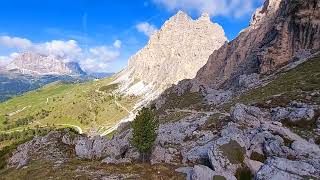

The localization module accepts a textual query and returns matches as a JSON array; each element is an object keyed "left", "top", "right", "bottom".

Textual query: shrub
[{"left": 131, "top": 107, "right": 158, "bottom": 162}]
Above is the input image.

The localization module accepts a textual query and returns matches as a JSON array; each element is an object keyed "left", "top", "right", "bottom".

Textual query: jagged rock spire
[{"left": 114, "top": 10, "right": 227, "bottom": 99}]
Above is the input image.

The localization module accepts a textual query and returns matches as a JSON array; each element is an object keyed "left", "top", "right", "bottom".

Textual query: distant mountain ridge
[{"left": 3, "top": 52, "right": 86, "bottom": 76}]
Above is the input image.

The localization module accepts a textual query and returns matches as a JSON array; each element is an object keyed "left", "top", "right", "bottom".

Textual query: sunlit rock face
[{"left": 113, "top": 11, "right": 227, "bottom": 100}]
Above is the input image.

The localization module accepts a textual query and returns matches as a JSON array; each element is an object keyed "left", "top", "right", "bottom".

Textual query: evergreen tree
[{"left": 131, "top": 107, "right": 158, "bottom": 162}]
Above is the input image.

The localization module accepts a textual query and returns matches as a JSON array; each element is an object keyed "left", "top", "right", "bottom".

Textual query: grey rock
[
  {"left": 256, "top": 157, "right": 319, "bottom": 180},
  {"left": 271, "top": 106, "right": 314, "bottom": 122},
  {"left": 231, "top": 104, "right": 268, "bottom": 126},
  {"left": 75, "top": 129, "right": 134, "bottom": 161},
  {"left": 151, "top": 146, "right": 175, "bottom": 165},
  {"left": 191, "top": 165, "right": 215, "bottom": 180},
  {"left": 181, "top": 141, "right": 214, "bottom": 164},
  {"left": 61, "top": 133, "right": 75, "bottom": 145},
  {"left": 8, "top": 131, "right": 73, "bottom": 168},
  {"left": 245, "top": 159, "right": 263, "bottom": 174},
  {"left": 151, "top": 115, "right": 208, "bottom": 164},
  {"left": 204, "top": 89, "right": 232, "bottom": 106},
  {"left": 238, "top": 73, "right": 260, "bottom": 89},
  {"left": 208, "top": 124, "right": 246, "bottom": 174}
]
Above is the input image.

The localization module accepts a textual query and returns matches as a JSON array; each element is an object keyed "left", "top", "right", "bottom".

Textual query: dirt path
[
  {"left": 57, "top": 124, "right": 83, "bottom": 134},
  {"left": 165, "top": 108, "right": 230, "bottom": 116},
  {"left": 114, "top": 100, "right": 130, "bottom": 113},
  {"left": 8, "top": 105, "right": 31, "bottom": 116}
]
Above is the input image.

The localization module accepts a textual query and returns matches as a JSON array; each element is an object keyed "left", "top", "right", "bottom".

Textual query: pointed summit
[
  {"left": 170, "top": 10, "right": 192, "bottom": 22},
  {"left": 197, "top": 12, "right": 211, "bottom": 22},
  {"left": 114, "top": 8, "right": 227, "bottom": 100}
]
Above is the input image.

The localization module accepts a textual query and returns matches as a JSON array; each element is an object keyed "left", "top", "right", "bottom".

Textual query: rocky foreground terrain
[
  {"left": 0, "top": 0, "right": 319, "bottom": 179},
  {"left": 1, "top": 53, "right": 319, "bottom": 179}
]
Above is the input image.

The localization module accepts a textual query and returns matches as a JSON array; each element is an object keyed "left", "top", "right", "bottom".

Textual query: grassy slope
[
  {"left": 225, "top": 54, "right": 320, "bottom": 108},
  {"left": 223, "top": 54, "right": 320, "bottom": 141},
  {"left": 0, "top": 77, "right": 139, "bottom": 134},
  {"left": 0, "top": 160, "right": 184, "bottom": 180}
]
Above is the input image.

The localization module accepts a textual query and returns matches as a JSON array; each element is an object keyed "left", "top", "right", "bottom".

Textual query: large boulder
[
  {"left": 151, "top": 115, "right": 209, "bottom": 165},
  {"left": 208, "top": 124, "right": 247, "bottom": 174},
  {"left": 203, "top": 89, "right": 232, "bottom": 106},
  {"left": 231, "top": 104, "right": 269, "bottom": 126},
  {"left": 256, "top": 157, "right": 320, "bottom": 180},
  {"left": 74, "top": 129, "right": 137, "bottom": 163}
]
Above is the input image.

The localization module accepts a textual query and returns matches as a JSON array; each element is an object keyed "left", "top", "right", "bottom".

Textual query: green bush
[{"left": 131, "top": 107, "right": 158, "bottom": 162}]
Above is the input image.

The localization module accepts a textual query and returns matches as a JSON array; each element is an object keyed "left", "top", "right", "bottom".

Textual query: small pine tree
[{"left": 131, "top": 107, "right": 158, "bottom": 162}]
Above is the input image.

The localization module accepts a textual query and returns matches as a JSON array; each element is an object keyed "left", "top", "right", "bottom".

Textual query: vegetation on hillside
[{"left": 0, "top": 77, "right": 139, "bottom": 135}]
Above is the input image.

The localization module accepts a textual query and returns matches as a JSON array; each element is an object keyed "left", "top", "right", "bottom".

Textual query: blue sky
[{"left": 0, "top": 0, "right": 263, "bottom": 73}]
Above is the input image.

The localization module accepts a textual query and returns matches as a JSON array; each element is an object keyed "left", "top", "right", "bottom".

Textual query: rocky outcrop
[
  {"left": 8, "top": 131, "right": 75, "bottom": 169},
  {"left": 113, "top": 11, "right": 227, "bottom": 100},
  {"left": 231, "top": 103, "right": 270, "bottom": 126},
  {"left": 150, "top": 113, "right": 217, "bottom": 165},
  {"left": 256, "top": 157, "right": 319, "bottom": 179},
  {"left": 195, "top": 0, "right": 320, "bottom": 89},
  {"left": 73, "top": 129, "right": 139, "bottom": 163},
  {"left": 5, "top": 52, "right": 86, "bottom": 76}
]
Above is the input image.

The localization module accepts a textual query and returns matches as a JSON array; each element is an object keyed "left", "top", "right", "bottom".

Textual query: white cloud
[
  {"left": 113, "top": 40, "right": 122, "bottom": 49},
  {"left": 0, "top": 36, "right": 32, "bottom": 49},
  {"left": 32, "top": 40, "right": 82, "bottom": 61},
  {"left": 89, "top": 46, "right": 120, "bottom": 62},
  {"left": 80, "top": 46, "right": 120, "bottom": 72},
  {"left": 136, "top": 22, "right": 158, "bottom": 37},
  {"left": 153, "top": 0, "right": 257, "bottom": 18},
  {"left": 0, "top": 35, "right": 120, "bottom": 72},
  {"left": 0, "top": 53, "right": 19, "bottom": 67}
]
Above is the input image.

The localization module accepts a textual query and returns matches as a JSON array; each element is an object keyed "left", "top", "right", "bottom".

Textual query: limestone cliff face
[
  {"left": 195, "top": 0, "right": 320, "bottom": 88},
  {"left": 5, "top": 52, "right": 86, "bottom": 76},
  {"left": 114, "top": 11, "right": 227, "bottom": 98}
]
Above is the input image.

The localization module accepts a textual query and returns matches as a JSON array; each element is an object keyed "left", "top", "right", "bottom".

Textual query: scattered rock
[
  {"left": 238, "top": 73, "right": 260, "bottom": 89},
  {"left": 8, "top": 131, "right": 74, "bottom": 169},
  {"left": 271, "top": 105, "right": 315, "bottom": 122},
  {"left": 204, "top": 89, "right": 232, "bottom": 106}
]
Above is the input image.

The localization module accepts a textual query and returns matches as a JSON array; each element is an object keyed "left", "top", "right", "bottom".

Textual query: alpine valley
[{"left": 0, "top": 0, "right": 319, "bottom": 179}]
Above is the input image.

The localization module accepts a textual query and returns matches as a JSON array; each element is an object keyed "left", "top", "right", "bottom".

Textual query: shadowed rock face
[{"left": 195, "top": 0, "right": 320, "bottom": 89}]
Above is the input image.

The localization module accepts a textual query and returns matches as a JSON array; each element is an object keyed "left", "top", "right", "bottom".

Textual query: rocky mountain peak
[
  {"left": 171, "top": 10, "right": 192, "bottom": 22},
  {"left": 114, "top": 11, "right": 227, "bottom": 101},
  {"left": 249, "top": 0, "right": 281, "bottom": 27},
  {"left": 197, "top": 12, "right": 211, "bottom": 22},
  {"left": 5, "top": 51, "right": 86, "bottom": 76}
]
